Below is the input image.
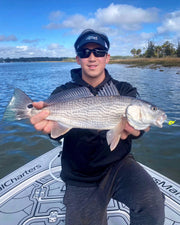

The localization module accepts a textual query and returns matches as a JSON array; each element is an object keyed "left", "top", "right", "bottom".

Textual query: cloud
[
  {"left": 96, "top": 3, "right": 159, "bottom": 30},
  {"left": 0, "top": 44, "right": 74, "bottom": 58},
  {"left": 47, "top": 43, "right": 61, "bottom": 50},
  {"left": 140, "top": 32, "right": 155, "bottom": 40},
  {"left": 44, "top": 22, "right": 62, "bottom": 30},
  {"left": 44, "top": 14, "right": 97, "bottom": 31},
  {"left": 22, "top": 39, "right": 41, "bottom": 44},
  {"left": 44, "top": 3, "right": 159, "bottom": 32},
  {"left": 0, "top": 35, "right": 18, "bottom": 42},
  {"left": 49, "top": 10, "right": 64, "bottom": 21},
  {"left": 16, "top": 46, "right": 28, "bottom": 51},
  {"left": 46, "top": 43, "right": 74, "bottom": 57},
  {"left": 157, "top": 10, "right": 180, "bottom": 34},
  {"left": 62, "top": 14, "right": 97, "bottom": 31},
  {"left": 109, "top": 32, "right": 156, "bottom": 56},
  {"left": 44, "top": 10, "right": 64, "bottom": 29}
]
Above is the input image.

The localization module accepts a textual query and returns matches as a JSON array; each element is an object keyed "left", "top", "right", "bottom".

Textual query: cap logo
[{"left": 86, "top": 35, "right": 98, "bottom": 41}]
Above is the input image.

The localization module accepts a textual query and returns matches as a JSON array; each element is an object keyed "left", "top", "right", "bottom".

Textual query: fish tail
[{"left": 3, "top": 88, "right": 33, "bottom": 121}]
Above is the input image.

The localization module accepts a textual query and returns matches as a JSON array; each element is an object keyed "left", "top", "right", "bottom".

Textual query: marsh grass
[{"left": 109, "top": 57, "right": 180, "bottom": 68}]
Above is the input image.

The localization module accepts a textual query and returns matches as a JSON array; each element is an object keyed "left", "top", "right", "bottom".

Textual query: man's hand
[
  {"left": 30, "top": 101, "right": 53, "bottom": 134},
  {"left": 121, "top": 122, "right": 150, "bottom": 140}
]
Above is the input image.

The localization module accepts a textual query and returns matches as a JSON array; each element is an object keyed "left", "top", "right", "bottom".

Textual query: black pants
[{"left": 63, "top": 155, "right": 165, "bottom": 225}]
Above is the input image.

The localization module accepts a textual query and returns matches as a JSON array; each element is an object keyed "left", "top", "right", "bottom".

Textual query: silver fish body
[
  {"left": 4, "top": 88, "right": 167, "bottom": 150},
  {"left": 46, "top": 96, "right": 128, "bottom": 129}
]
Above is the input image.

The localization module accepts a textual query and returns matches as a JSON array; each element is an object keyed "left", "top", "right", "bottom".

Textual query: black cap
[{"left": 74, "top": 29, "right": 110, "bottom": 52}]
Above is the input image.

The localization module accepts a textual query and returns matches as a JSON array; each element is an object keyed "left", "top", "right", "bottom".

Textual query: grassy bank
[{"left": 109, "top": 57, "right": 180, "bottom": 68}]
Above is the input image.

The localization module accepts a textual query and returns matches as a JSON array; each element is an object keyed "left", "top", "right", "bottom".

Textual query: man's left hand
[{"left": 121, "top": 122, "right": 150, "bottom": 140}]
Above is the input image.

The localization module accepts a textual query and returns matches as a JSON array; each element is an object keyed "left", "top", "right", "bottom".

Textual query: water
[{"left": 0, "top": 62, "right": 179, "bottom": 183}]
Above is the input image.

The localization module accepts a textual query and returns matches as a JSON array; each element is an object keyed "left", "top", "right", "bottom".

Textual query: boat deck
[{"left": 0, "top": 146, "right": 180, "bottom": 225}]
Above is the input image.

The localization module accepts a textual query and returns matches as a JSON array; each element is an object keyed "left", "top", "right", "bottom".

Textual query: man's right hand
[{"left": 30, "top": 101, "right": 53, "bottom": 134}]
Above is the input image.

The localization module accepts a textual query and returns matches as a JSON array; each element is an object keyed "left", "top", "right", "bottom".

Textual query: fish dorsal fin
[
  {"left": 106, "top": 118, "right": 127, "bottom": 151},
  {"left": 46, "top": 87, "right": 94, "bottom": 104},
  {"left": 51, "top": 122, "right": 72, "bottom": 138}
]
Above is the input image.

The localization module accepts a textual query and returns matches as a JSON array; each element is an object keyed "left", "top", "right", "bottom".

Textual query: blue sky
[{"left": 0, "top": 0, "right": 180, "bottom": 58}]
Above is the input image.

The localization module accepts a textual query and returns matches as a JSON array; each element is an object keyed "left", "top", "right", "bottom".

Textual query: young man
[{"left": 30, "top": 29, "right": 165, "bottom": 225}]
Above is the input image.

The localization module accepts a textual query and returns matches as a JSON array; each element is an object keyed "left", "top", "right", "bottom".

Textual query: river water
[{"left": 0, "top": 62, "right": 179, "bottom": 183}]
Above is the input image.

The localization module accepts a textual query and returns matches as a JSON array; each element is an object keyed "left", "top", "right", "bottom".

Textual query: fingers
[
  {"left": 30, "top": 110, "right": 49, "bottom": 125},
  {"left": 120, "top": 130, "right": 129, "bottom": 140},
  {"left": 33, "top": 120, "right": 53, "bottom": 134},
  {"left": 33, "top": 119, "right": 49, "bottom": 132},
  {"left": 121, "top": 122, "right": 150, "bottom": 140},
  {"left": 30, "top": 111, "right": 52, "bottom": 134},
  {"left": 30, "top": 101, "right": 51, "bottom": 134},
  {"left": 124, "top": 122, "right": 140, "bottom": 137},
  {"left": 144, "top": 126, "right": 150, "bottom": 132},
  {"left": 32, "top": 101, "right": 45, "bottom": 109},
  {"left": 43, "top": 121, "right": 54, "bottom": 134},
  {"left": 128, "top": 128, "right": 140, "bottom": 137}
]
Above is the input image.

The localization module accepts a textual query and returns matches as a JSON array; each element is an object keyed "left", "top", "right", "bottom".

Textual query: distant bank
[
  {"left": 1, "top": 57, "right": 180, "bottom": 68},
  {"left": 109, "top": 57, "right": 180, "bottom": 68}
]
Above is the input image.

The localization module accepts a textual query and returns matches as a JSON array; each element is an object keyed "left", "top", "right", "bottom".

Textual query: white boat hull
[{"left": 0, "top": 146, "right": 180, "bottom": 224}]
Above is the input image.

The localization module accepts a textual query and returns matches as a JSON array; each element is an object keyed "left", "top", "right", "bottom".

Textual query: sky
[{"left": 0, "top": 0, "right": 180, "bottom": 58}]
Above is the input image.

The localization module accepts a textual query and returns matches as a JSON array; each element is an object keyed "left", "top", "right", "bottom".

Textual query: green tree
[
  {"left": 154, "top": 46, "right": 162, "bottom": 58},
  {"left": 136, "top": 49, "right": 142, "bottom": 57},
  {"left": 176, "top": 41, "right": 180, "bottom": 57},
  {"left": 145, "top": 41, "right": 155, "bottom": 58},
  {"left": 130, "top": 48, "right": 137, "bottom": 57},
  {"left": 162, "top": 41, "right": 175, "bottom": 56}
]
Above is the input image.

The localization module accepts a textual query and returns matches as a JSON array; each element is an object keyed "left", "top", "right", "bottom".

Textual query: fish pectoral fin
[
  {"left": 51, "top": 122, "right": 72, "bottom": 138},
  {"left": 106, "top": 130, "right": 121, "bottom": 152},
  {"left": 106, "top": 118, "right": 127, "bottom": 151}
]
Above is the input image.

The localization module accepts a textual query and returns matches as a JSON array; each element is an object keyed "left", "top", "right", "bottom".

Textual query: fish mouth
[{"left": 156, "top": 113, "right": 167, "bottom": 128}]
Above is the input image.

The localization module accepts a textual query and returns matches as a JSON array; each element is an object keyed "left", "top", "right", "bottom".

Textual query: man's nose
[{"left": 88, "top": 52, "right": 96, "bottom": 60}]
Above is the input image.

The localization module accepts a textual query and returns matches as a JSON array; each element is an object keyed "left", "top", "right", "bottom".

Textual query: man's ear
[
  {"left": 106, "top": 54, "right": 110, "bottom": 64},
  {"left": 76, "top": 56, "right": 81, "bottom": 65}
]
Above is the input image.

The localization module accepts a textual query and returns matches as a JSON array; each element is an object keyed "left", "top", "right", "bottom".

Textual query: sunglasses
[{"left": 77, "top": 48, "right": 108, "bottom": 58}]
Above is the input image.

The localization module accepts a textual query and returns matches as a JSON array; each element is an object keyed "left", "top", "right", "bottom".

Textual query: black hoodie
[{"left": 51, "top": 68, "right": 143, "bottom": 186}]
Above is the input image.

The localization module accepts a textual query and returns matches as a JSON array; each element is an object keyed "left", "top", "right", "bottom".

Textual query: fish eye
[
  {"left": 27, "top": 103, "right": 33, "bottom": 109},
  {"left": 151, "top": 106, "right": 158, "bottom": 111}
]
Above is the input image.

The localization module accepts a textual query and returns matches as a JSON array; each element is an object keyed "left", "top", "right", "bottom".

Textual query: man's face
[{"left": 76, "top": 43, "right": 110, "bottom": 87}]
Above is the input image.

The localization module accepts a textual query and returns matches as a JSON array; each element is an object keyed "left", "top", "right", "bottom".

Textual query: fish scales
[{"left": 45, "top": 96, "right": 131, "bottom": 129}]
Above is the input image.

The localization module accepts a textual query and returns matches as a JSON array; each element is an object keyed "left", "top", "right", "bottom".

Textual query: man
[{"left": 30, "top": 29, "right": 165, "bottom": 225}]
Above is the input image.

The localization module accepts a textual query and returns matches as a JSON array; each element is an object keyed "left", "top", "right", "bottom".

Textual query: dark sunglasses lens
[
  {"left": 77, "top": 49, "right": 91, "bottom": 58},
  {"left": 83, "top": 49, "right": 91, "bottom": 58},
  {"left": 93, "top": 49, "right": 107, "bottom": 57},
  {"left": 77, "top": 49, "right": 107, "bottom": 58}
]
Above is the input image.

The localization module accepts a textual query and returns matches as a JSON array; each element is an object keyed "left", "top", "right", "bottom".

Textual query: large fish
[{"left": 3, "top": 87, "right": 167, "bottom": 151}]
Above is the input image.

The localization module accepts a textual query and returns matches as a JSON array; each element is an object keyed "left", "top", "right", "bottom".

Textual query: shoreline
[{"left": 109, "top": 57, "right": 180, "bottom": 68}]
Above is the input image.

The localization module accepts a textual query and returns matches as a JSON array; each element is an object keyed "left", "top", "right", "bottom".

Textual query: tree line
[
  {"left": 0, "top": 57, "right": 75, "bottom": 63},
  {"left": 130, "top": 41, "right": 180, "bottom": 58}
]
